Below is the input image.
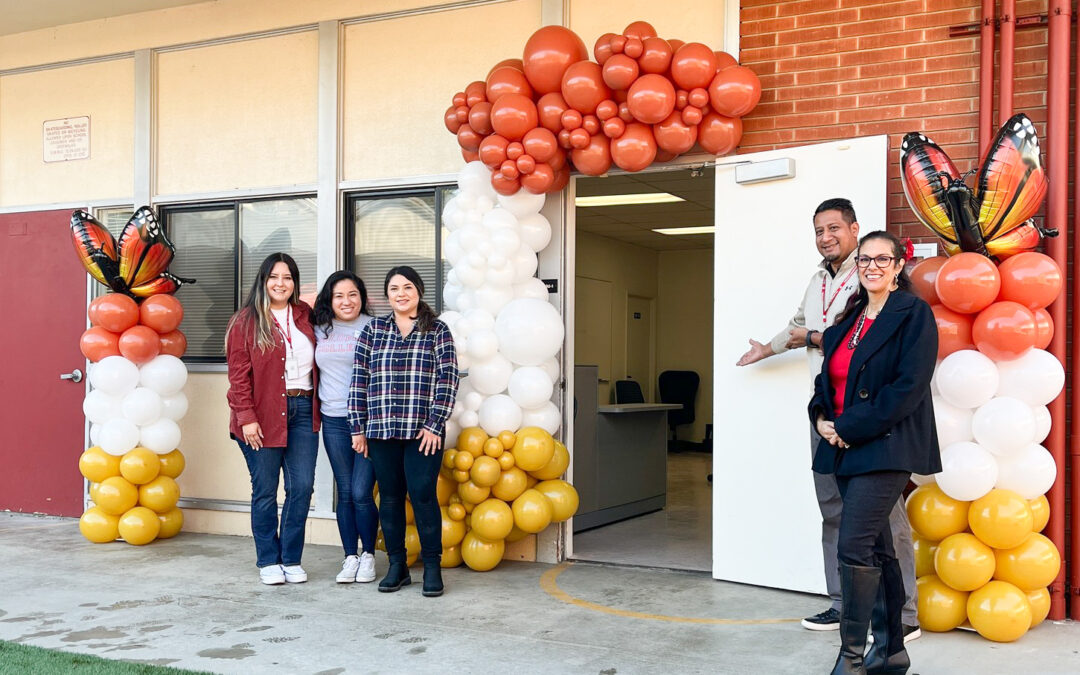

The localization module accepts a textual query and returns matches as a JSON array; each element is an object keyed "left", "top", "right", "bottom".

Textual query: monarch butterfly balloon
[
  {"left": 70, "top": 207, "right": 195, "bottom": 298},
  {"left": 900, "top": 113, "right": 1051, "bottom": 259}
]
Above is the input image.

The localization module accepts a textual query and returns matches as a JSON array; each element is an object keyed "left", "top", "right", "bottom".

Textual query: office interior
[{"left": 571, "top": 167, "right": 714, "bottom": 572}]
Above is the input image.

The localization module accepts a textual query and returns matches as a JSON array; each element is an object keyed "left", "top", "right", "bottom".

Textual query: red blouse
[{"left": 828, "top": 316, "right": 874, "bottom": 416}]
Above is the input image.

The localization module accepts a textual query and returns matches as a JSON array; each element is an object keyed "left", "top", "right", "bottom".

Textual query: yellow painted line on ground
[{"left": 539, "top": 562, "right": 801, "bottom": 625}]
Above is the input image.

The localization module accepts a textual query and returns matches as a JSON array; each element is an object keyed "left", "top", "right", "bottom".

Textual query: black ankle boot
[
  {"left": 422, "top": 562, "right": 443, "bottom": 597},
  {"left": 865, "top": 559, "right": 911, "bottom": 674},
  {"left": 378, "top": 561, "right": 411, "bottom": 593},
  {"left": 831, "top": 563, "right": 881, "bottom": 675}
]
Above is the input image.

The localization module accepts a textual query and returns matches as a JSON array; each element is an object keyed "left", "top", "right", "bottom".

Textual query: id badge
[{"left": 285, "top": 353, "right": 300, "bottom": 380}]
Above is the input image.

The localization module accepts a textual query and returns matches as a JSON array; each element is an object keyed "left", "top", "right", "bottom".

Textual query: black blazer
[{"left": 808, "top": 289, "right": 942, "bottom": 477}]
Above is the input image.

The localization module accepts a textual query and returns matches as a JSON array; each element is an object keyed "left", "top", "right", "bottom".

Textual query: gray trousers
[{"left": 810, "top": 426, "right": 919, "bottom": 625}]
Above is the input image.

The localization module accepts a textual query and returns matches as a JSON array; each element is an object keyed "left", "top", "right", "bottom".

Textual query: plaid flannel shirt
[{"left": 348, "top": 314, "right": 458, "bottom": 439}]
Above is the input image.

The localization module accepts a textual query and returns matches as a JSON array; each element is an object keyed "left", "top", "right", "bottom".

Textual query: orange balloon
[
  {"left": 602, "top": 54, "right": 639, "bottom": 90},
  {"left": 626, "top": 74, "right": 676, "bottom": 124},
  {"left": 461, "top": 148, "right": 481, "bottom": 164},
  {"left": 487, "top": 58, "right": 524, "bottom": 79},
  {"left": 714, "top": 50, "right": 739, "bottom": 71},
  {"left": 468, "top": 101, "right": 494, "bottom": 136},
  {"left": 158, "top": 330, "right": 187, "bottom": 358},
  {"left": 523, "top": 26, "right": 589, "bottom": 94},
  {"left": 536, "top": 92, "right": 569, "bottom": 133},
  {"left": 671, "top": 42, "right": 719, "bottom": 90},
  {"left": 491, "top": 171, "right": 521, "bottom": 196},
  {"left": 602, "top": 117, "right": 626, "bottom": 139},
  {"left": 486, "top": 66, "right": 533, "bottom": 102},
  {"left": 639, "top": 37, "right": 674, "bottom": 74},
  {"left": 444, "top": 105, "right": 462, "bottom": 134},
  {"left": 622, "top": 21, "right": 657, "bottom": 40},
  {"left": 570, "top": 133, "right": 612, "bottom": 176},
  {"left": 80, "top": 326, "right": 121, "bottom": 362},
  {"left": 707, "top": 65, "right": 762, "bottom": 117},
  {"left": 697, "top": 113, "right": 743, "bottom": 156},
  {"left": 89, "top": 293, "right": 139, "bottom": 333},
  {"left": 997, "top": 252, "right": 1063, "bottom": 310},
  {"left": 118, "top": 325, "right": 162, "bottom": 365},
  {"left": 1032, "top": 308, "right": 1053, "bottom": 350},
  {"left": 490, "top": 93, "right": 538, "bottom": 141},
  {"left": 593, "top": 32, "right": 616, "bottom": 65},
  {"left": 521, "top": 162, "right": 555, "bottom": 194},
  {"left": 934, "top": 252, "right": 1001, "bottom": 314},
  {"left": 522, "top": 127, "right": 558, "bottom": 163},
  {"left": 610, "top": 123, "right": 657, "bottom": 172},
  {"left": 464, "top": 80, "right": 487, "bottom": 107},
  {"left": 972, "top": 301, "right": 1036, "bottom": 361},
  {"left": 457, "top": 123, "right": 482, "bottom": 151},
  {"left": 479, "top": 134, "right": 509, "bottom": 169},
  {"left": 561, "top": 61, "right": 611, "bottom": 114},
  {"left": 931, "top": 304, "right": 974, "bottom": 359},
  {"left": 139, "top": 294, "right": 184, "bottom": 333},
  {"left": 910, "top": 256, "right": 947, "bottom": 305},
  {"left": 551, "top": 165, "right": 571, "bottom": 192}
]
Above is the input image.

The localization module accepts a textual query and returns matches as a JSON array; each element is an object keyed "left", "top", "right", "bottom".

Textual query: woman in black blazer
[{"left": 809, "top": 231, "right": 941, "bottom": 675}]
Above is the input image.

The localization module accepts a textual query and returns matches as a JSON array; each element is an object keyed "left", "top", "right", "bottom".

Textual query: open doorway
[{"left": 569, "top": 167, "right": 714, "bottom": 572}]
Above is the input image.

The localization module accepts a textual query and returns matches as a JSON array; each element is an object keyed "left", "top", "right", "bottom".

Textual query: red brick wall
[{"left": 737, "top": 0, "right": 1049, "bottom": 243}]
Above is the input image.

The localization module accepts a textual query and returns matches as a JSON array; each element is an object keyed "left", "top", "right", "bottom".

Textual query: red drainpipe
[
  {"left": 1069, "top": 0, "right": 1080, "bottom": 622},
  {"left": 978, "top": 0, "right": 995, "bottom": 157},
  {"left": 1047, "top": 0, "right": 1070, "bottom": 621},
  {"left": 998, "top": 0, "right": 1015, "bottom": 123}
]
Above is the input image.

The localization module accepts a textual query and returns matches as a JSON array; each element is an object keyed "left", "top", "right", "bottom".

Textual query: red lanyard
[
  {"left": 271, "top": 305, "right": 293, "bottom": 349},
  {"left": 822, "top": 266, "right": 858, "bottom": 325}
]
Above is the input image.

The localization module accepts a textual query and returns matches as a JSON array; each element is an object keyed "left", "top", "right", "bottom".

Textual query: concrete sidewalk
[{"left": 1, "top": 513, "right": 1076, "bottom": 674}]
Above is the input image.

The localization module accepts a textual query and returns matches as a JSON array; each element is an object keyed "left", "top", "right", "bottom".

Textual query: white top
[{"left": 271, "top": 306, "right": 314, "bottom": 390}]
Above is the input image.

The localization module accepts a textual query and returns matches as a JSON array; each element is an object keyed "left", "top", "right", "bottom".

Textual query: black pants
[
  {"left": 367, "top": 438, "right": 443, "bottom": 564},
  {"left": 835, "top": 471, "right": 911, "bottom": 567}
]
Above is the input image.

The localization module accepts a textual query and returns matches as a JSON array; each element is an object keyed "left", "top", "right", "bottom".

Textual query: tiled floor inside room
[{"left": 571, "top": 451, "right": 712, "bottom": 571}]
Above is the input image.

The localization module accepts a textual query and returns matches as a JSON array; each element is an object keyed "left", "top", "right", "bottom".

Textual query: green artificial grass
[{"left": 0, "top": 641, "right": 212, "bottom": 675}]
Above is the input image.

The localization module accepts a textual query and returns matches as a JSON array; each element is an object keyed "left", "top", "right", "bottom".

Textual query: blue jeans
[
  {"left": 322, "top": 415, "right": 379, "bottom": 556},
  {"left": 367, "top": 438, "right": 443, "bottom": 564},
  {"left": 237, "top": 396, "right": 318, "bottom": 568}
]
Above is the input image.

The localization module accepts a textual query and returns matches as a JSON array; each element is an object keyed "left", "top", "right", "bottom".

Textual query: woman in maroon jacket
[{"left": 226, "top": 253, "right": 321, "bottom": 586}]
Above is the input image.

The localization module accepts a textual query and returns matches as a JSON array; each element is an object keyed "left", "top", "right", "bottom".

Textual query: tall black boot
[
  {"left": 378, "top": 560, "right": 412, "bottom": 592},
  {"left": 831, "top": 563, "right": 881, "bottom": 675},
  {"left": 865, "top": 559, "right": 910, "bottom": 674},
  {"left": 422, "top": 561, "right": 444, "bottom": 597}
]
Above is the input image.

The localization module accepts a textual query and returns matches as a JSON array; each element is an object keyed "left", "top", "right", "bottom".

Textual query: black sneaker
[{"left": 801, "top": 607, "right": 840, "bottom": 631}]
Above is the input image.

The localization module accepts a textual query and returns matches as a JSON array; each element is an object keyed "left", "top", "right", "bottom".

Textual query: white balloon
[
  {"left": 469, "top": 354, "right": 513, "bottom": 395},
  {"left": 90, "top": 356, "right": 140, "bottom": 397},
  {"left": 971, "top": 396, "right": 1036, "bottom": 456},
  {"left": 459, "top": 223, "right": 488, "bottom": 251},
  {"left": 936, "top": 350, "right": 998, "bottom": 409},
  {"left": 511, "top": 244, "right": 538, "bottom": 282},
  {"left": 486, "top": 260, "right": 516, "bottom": 287},
  {"left": 490, "top": 227, "right": 522, "bottom": 257},
  {"left": 444, "top": 230, "right": 465, "bottom": 266},
  {"left": 929, "top": 363, "right": 941, "bottom": 396},
  {"left": 141, "top": 418, "right": 182, "bottom": 454},
  {"left": 445, "top": 420, "right": 462, "bottom": 447},
  {"left": 122, "top": 388, "right": 163, "bottom": 426},
  {"left": 474, "top": 283, "right": 514, "bottom": 316},
  {"left": 456, "top": 290, "right": 476, "bottom": 312},
  {"left": 467, "top": 251, "right": 486, "bottom": 268},
  {"left": 539, "top": 357, "right": 561, "bottom": 384},
  {"left": 478, "top": 394, "right": 523, "bottom": 436},
  {"left": 457, "top": 375, "right": 475, "bottom": 401},
  {"left": 482, "top": 208, "right": 518, "bottom": 231},
  {"left": 455, "top": 262, "right": 485, "bottom": 289},
  {"left": 139, "top": 355, "right": 188, "bottom": 396},
  {"left": 1031, "top": 405, "right": 1051, "bottom": 444},
  {"left": 83, "top": 390, "right": 122, "bottom": 425},
  {"left": 494, "top": 299, "right": 565, "bottom": 366},
  {"left": 995, "top": 444, "right": 1057, "bottom": 499},
  {"left": 160, "top": 392, "right": 189, "bottom": 421},
  {"left": 996, "top": 349, "right": 1065, "bottom": 407},
  {"left": 460, "top": 410, "right": 479, "bottom": 428},
  {"left": 475, "top": 194, "right": 495, "bottom": 212},
  {"left": 936, "top": 441, "right": 999, "bottom": 502},
  {"left": 932, "top": 395, "right": 973, "bottom": 448},
  {"left": 466, "top": 330, "right": 500, "bottom": 360},
  {"left": 457, "top": 350, "right": 472, "bottom": 372},
  {"left": 518, "top": 213, "right": 552, "bottom": 252},
  {"left": 89, "top": 423, "right": 103, "bottom": 448},
  {"left": 99, "top": 418, "right": 140, "bottom": 456},
  {"left": 443, "top": 281, "right": 463, "bottom": 311},
  {"left": 464, "top": 309, "right": 496, "bottom": 332},
  {"left": 458, "top": 161, "right": 496, "bottom": 198},
  {"left": 521, "top": 401, "right": 561, "bottom": 435},
  {"left": 508, "top": 366, "right": 555, "bottom": 409},
  {"left": 438, "top": 311, "right": 463, "bottom": 332},
  {"left": 911, "top": 473, "right": 937, "bottom": 486},
  {"left": 513, "top": 277, "right": 549, "bottom": 300},
  {"left": 497, "top": 190, "right": 545, "bottom": 217}
]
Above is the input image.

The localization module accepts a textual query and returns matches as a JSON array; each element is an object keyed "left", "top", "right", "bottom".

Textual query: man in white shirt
[{"left": 736, "top": 198, "right": 920, "bottom": 642}]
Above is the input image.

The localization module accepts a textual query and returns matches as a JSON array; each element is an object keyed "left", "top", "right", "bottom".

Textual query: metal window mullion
[{"left": 434, "top": 187, "right": 444, "bottom": 315}]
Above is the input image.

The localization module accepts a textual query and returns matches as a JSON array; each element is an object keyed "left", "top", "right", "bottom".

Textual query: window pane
[
  {"left": 352, "top": 194, "right": 438, "bottom": 316},
  {"left": 168, "top": 208, "right": 236, "bottom": 360},
  {"left": 437, "top": 187, "right": 456, "bottom": 309},
  {"left": 239, "top": 198, "right": 319, "bottom": 305},
  {"left": 89, "top": 207, "right": 135, "bottom": 301}
]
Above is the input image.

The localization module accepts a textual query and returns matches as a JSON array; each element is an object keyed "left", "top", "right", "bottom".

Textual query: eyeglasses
[{"left": 856, "top": 255, "right": 897, "bottom": 269}]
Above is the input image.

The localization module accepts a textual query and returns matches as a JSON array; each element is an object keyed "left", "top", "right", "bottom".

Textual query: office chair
[
  {"left": 659, "top": 370, "right": 699, "bottom": 452},
  {"left": 614, "top": 379, "right": 645, "bottom": 404}
]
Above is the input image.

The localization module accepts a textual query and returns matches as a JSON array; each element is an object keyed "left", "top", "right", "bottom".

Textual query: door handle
[{"left": 60, "top": 368, "right": 84, "bottom": 383}]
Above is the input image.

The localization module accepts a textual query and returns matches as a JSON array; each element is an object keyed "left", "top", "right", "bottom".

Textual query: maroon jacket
[{"left": 226, "top": 302, "right": 321, "bottom": 446}]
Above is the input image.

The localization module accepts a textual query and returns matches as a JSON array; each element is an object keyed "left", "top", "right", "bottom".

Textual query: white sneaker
[
  {"left": 337, "top": 555, "right": 360, "bottom": 583},
  {"left": 260, "top": 564, "right": 285, "bottom": 585},
  {"left": 356, "top": 552, "right": 376, "bottom": 583},
  {"left": 283, "top": 564, "right": 307, "bottom": 583}
]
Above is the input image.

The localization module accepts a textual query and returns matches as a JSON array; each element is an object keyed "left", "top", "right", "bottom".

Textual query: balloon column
[
  {"left": 902, "top": 116, "right": 1059, "bottom": 643},
  {"left": 444, "top": 21, "right": 761, "bottom": 194},
  {"left": 71, "top": 208, "right": 192, "bottom": 546}
]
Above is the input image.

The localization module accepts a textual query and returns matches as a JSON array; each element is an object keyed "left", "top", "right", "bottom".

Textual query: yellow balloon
[
  {"left": 461, "top": 531, "right": 505, "bottom": 571},
  {"left": 95, "top": 476, "right": 138, "bottom": 516},
  {"left": 457, "top": 427, "right": 489, "bottom": 458},
  {"left": 458, "top": 479, "right": 491, "bottom": 505},
  {"left": 913, "top": 535, "right": 939, "bottom": 579},
  {"left": 1025, "top": 587, "right": 1050, "bottom": 628},
  {"left": 436, "top": 472, "right": 456, "bottom": 506},
  {"left": 157, "top": 508, "right": 184, "bottom": 539},
  {"left": 448, "top": 503, "right": 466, "bottom": 521},
  {"left": 79, "top": 447, "right": 121, "bottom": 483},
  {"left": 442, "top": 448, "right": 458, "bottom": 470},
  {"left": 498, "top": 451, "right": 516, "bottom": 470},
  {"left": 1028, "top": 495, "right": 1049, "bottom": 534},
  {"left": 454, "top": 450, "right": 475, "bottom": 471},
  {"left": 526, "top": 475, "right": 539, "bottom": 489},
  {"left": 512, "top": 427, "right": 555, "bottom": 471},
  {"left": 441, "top": 507, "right": 466, "bottom": 547},
  {"left": 907, "top": 484, "right": 970, "bottom": 541},
  {"left": 441, "top": 544, "right": 463, "bottom": 568},
  {"left": 119, "top": 447, "right": 161, "bottom": 485},
  {"left": 967, "top": 580, "right": 1032, "bottom": 643},
  {"left": 994, "top": 533, "right": 1061, "bottom": 592},
  {"left": 491, "top": 467, "right": 528, "bottom": 502},
  {"left": 483, "top": 437, "right": 504, "bottom": 458},
  {"left": 916, "top": 574, "right": 969, "bottom": 632},
  {"left": 453, "top": 469, "right": 471, "bottom": 483},
  {"left": 498, "top": 430, "right": 516, "bottom": 450},
  {"left": 470, "top": 456, "right": 502, "bottom": 487},
  {"left": 158, "top": 449, "right": 186, "bottom": 479},
  {"left": 79, "top": 506, "right": 119, "bottom": 543},
  {"left": 405, "top": 499, "right": 415, "bottom": 525},
  {"left": 118, "top": 506, "right": 161, "bottom": 545},
  {"left": 512, "top": 489, "right": 553, "bottom": 533},
  {"left": 471, "top": 498, "right": 514, "bottom": 541},
  {"left": 138, "top": 475, "right": 180, "bottom": 513},
  {"left": 505, "top": 524, "right": 530, "bottom": 543},
  {"left": 530, "top": 441, "right": 570, "bottom": 480},
  {"left": 934, "top": 533, "right": 995, "bottom": 592},
  {"left": 463, "top": 500, "right": 475, "bottom": 514},
  {"left": 88, "top": 481, "right": 102, "bottom": 504},
  {"left": 376, "top": 530, "right": 385, "bottom": 551},
  {"left": 534, "top": 479, "right": 579, "bottom": 522},
  {"left": 968, "top": 489, "right": 1034, "bottom": 550},
  {"left": 405, "top": 524, "right": 421, "bottom": 559}
]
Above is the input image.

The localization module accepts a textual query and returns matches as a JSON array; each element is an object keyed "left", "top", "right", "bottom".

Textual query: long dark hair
[
  {"left": 835, "top": 231, "right": 912, "bottom": 325},
  {"left": 227, "top": 252, "right": 301, "bottom": 351},
  {"left": 384, "top": 265, "right": 436, "bottom": 332},
  {"left": 313, "top": 270, "right": 369, "bottom": 334}
]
